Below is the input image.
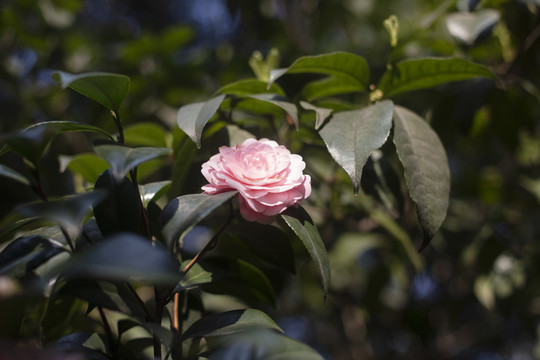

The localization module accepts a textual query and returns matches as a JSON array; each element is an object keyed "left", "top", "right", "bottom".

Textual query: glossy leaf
[
  {"left": 302, "top": 76, "right": 367, "bottom": 101},
  {"left": 52, "top": 71, "right": 130, "bottom": 113},
  {"left": 300, "top": 101, "right": 333, "bottom": 130},
  {"left": 94, "top": 144, "right": 171, "bottom": 180},
  {"left": 218, "top": 79, "right": 285, "bottom": 96},
  {"left": 0, "top": 164, "right": 30, "bottom": 186},
  {"left": 280, "top": 206, "right": 330, "bottom": 297},
  {"left": 160, "top": 191, "right": 237, "bottom": 249},
  {"left": 139, "top": 180, "right": 171, "bottom": 208},
  {"left": 1, "top": 121, "right": 112, "bottom": 165},
  {"left": 247, "top": 94, "right": 299, "bottom": 129},
  {"left": 177, "top": 94, "right": 226, "bottom": 148},
  {"left": 16, "top": 191, "right": 106, "bottom": 239},
  {"left": 209, "top": 329, "right": 325, "bottom": 360},
  {"left": 0, "top": 235, "right": 65, "bottom": 276},
  {"left": 446, "top": 9, "right": 500, "bottom": 45},
  {"left": 377, "top": 58, "right": 496, "bottom": 98},
  {"left": 175, "top": 262, "right": 223, "bottom": 292},
  {"left": 318, "top": 100, "right": 394, "bottom": 193},
  {"left": 93, "top": 169, "right": 141, "bottom": 236},
  {"left": 182, "top": 309, "right": 282, "bottom": 340},
  {"left": 60, "top": 232, "right": 182, "bottom": 284},
  {"left": 393, "top": 106, "right": 450, "bottom": 247},
  {"left": 268, "top": 52, "right": 370, "bottom": 94}
]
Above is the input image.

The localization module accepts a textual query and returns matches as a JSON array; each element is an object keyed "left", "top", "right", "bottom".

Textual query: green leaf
[
  {"left": 445, "top": 9, "right": 500, "bottom": 45},
  {"left": 176, "top": 262, "right": 222, "bottom": 292},
  {"left": 139, "top": 180, "right": 171, "bottom": 208},
  {"left": 218, "top": 79, "right": 285, "bottom": 96},
  {"left": 377, "top": 58, "right": 497, "bottom": 98},
  {"left": 280, "top": 206, "right": 330, "bottom": 297},
  {"left": 301, "top": 76, "right": 366, "bottom": 101},
  {"left": 160, "top": 191, "right": 237, "bottom": 250},
  {"left": 299, "top": 101, "right": 333, "bottom": 130},
  {"left": 224, "top": 124, "right": 256, "bottom": 147},
  {"left": 124, "top": 122, "right": 170, "bottom": 148},
  {"left": 60, "top": 233, "right": 182, "bottom": 284},
  {"left": 0, "top": 235, "right": 65, "bottom": 276},
  {"left": 0, "top": 164, "right": 30, "bottom": 186},
  {"left": 93, "top": 169, "right": 141, "bottom": 236},
  {"left": 59, "top": 153, "right": 110, "bottom": 184},
  {"left": 177, "top": 94, "right": 226, "bottom": 148},
  {"left": 182, "top": 309, "right": 282, "bottom": 340},
  {"left": 246, "top": 94, "right": 299, "bottom": 130},
  {"left": 318, "top": 100, "right": 394, "bottom": 193},
  {"left": 392, "top": 106, "right": 450, "bottom": 247},
  {"left": 52, "top": 71, "right": 130, "bottom": 114},
  {"left": 16, "top": 191, "right": 106, "bottom": 239},
  {"left": 94, "top": 144, "right": 171, "bottom": 180},
  {"left": 209, "top": 329, "right": 325, "bottom": 360},
  {"left": 1, "top": 121, "right": 112, "bottom": 165},
  {"left": 58, "top": 279, "right": 149, "bottom": 318},
  {"left": 268, "top": 52, "right": 370, "bottom": 94}
]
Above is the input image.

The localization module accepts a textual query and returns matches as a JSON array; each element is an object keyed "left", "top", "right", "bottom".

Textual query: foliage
[{"left": 1, "top": 0, "right": 540, "bottom": 359}]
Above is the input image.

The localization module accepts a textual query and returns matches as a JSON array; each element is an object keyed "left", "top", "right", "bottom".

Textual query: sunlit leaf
[
  {"left": 393, "top": 106, "right": 450, "bottom": 247},
  {"left": 52, "top": 71, "right": 130, "bottom": 114},
  {"left": 377, "top": 58, "right": 496, "bottom": 98},
  {"left": 246, "top": 94, "right": 299, "bottom": 129},
  {"left": 301, "top": 76, "right": 366, "bottom": 101},
  {"left": 60, "top": 233, "right": 181, "bottom": 284},
  {"left": 177, "top": 94, "right": 226, "bottom": 148},
  {"left": 182, "top": 309, "right": 282, "bottom": 340},
  {"left": 300, "top": 101, "right": 333, "bottom": 130},
  {"left": 446, "top": 9, "right": 500, "bottom": 45},
  {"left": 218, "top": 79, "right": 285, "bottom": 96},
  {"left": 0, "top": 164, "right": 30, "bottom": 186},
  {"left": 94, "top": 144, "right": 171, "bottom": 180},
  {"left": 160, "top": 191, "right": 237, "bottom": 250},
  {"left": 139, "top": 180, "right": 171, "bottom": 208},
  {"left": 268, "top": 52, "right": 370, "bottom": 94},
  {"left": 318, "top": 100, "right": 394, "bottom": 193},
  {"left": 59, "top": 153, "right": 110, "bottom": 184},
  {"left": 280, "top": 206, "right": 330, "bottom": 297},
  {"left": 124, "top": 122, "right": 169, "bottom": 148}
]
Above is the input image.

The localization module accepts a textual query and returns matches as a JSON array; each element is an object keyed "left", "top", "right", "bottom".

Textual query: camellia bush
[{"left": 0, "top": 10, "right": 504, "bottom": 360}]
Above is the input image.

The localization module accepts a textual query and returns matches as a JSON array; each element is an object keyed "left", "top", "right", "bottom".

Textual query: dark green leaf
[
  {"left": 299, "top": 101, "right": 333, "bottom": 130},
  {"left": 160, "top": 191, "right": 237, "bottom": 250},
  {"left": 377, "top": 58, "right": 497, "bottom": 98},
  {"left": 268, "top": 52, "right": 370, "bottom": 93},
  {"left": 52, "top": 71, "right": 130, "bottom": 113},
  {"left": 16, "top": 191, "right": 106, "bottom": 239},
  {"left": 0, "top": 164, "right": 30, "bottom": 186},
  {"left": 0, "top": 235, "right": 65, "bottom": 276},
  {"left": 218, "top": 79, "right": 285, "bottom": 96},
  {"left": 167, "top": 130, "right": 198, "bottom": 198},
  {"left": 56, "top": 332, "right": 110, "bottom": 360},
  {"left": 59, "top": 153, "right": 110, "bottom": 184},
  {"left": 247, "top": 94, "right": 299, "bottom": 130},
  {"left": 445, "top": 9, "right": 500, "bottom": 45},
  {"left": 94, "top": 144, "right": 171, "bottom": 180},
  {"left": 280, "top": 206, "right": 330, "bottom": 297},
  {"left": 318, "top": 100, "right": 394, "bottom": 193},
  {"left": 1, "top": 121, "right": 112, "bottom": 165},
  {"left": 93, "top": 169, "right": 141, "bottom": 236},
  {"left": 209, "top": 329, "right": 325, "bottom": 360},
  {"left": 182, "top": 309, "right": 282, "bottom": 340},
  {"left": 59, "top": 279, "right": 148, "bottom": 318},
  {"left": 175, "top": 262, "right": 223, "bottom": 292},
  {"left": 177, "top": 94, "right": 226, "bottom": 148},
  {"left": 60, "top": 233, "right": 182, "bottom": 284},
  {"left": 392, "top": 106, "right": 450, "bottom": 247},
  {"left": 302, "top": 76, "right": 367, "bottom": 101}
]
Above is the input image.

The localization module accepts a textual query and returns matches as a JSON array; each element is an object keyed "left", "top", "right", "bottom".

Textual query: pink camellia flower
[{"left": 201, "top": 138, "right": 311, "bottom": 223}]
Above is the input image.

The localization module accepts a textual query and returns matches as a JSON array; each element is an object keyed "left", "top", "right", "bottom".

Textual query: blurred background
[{"left": 2, "top": 0, "right": 540, "bottom": 359}]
